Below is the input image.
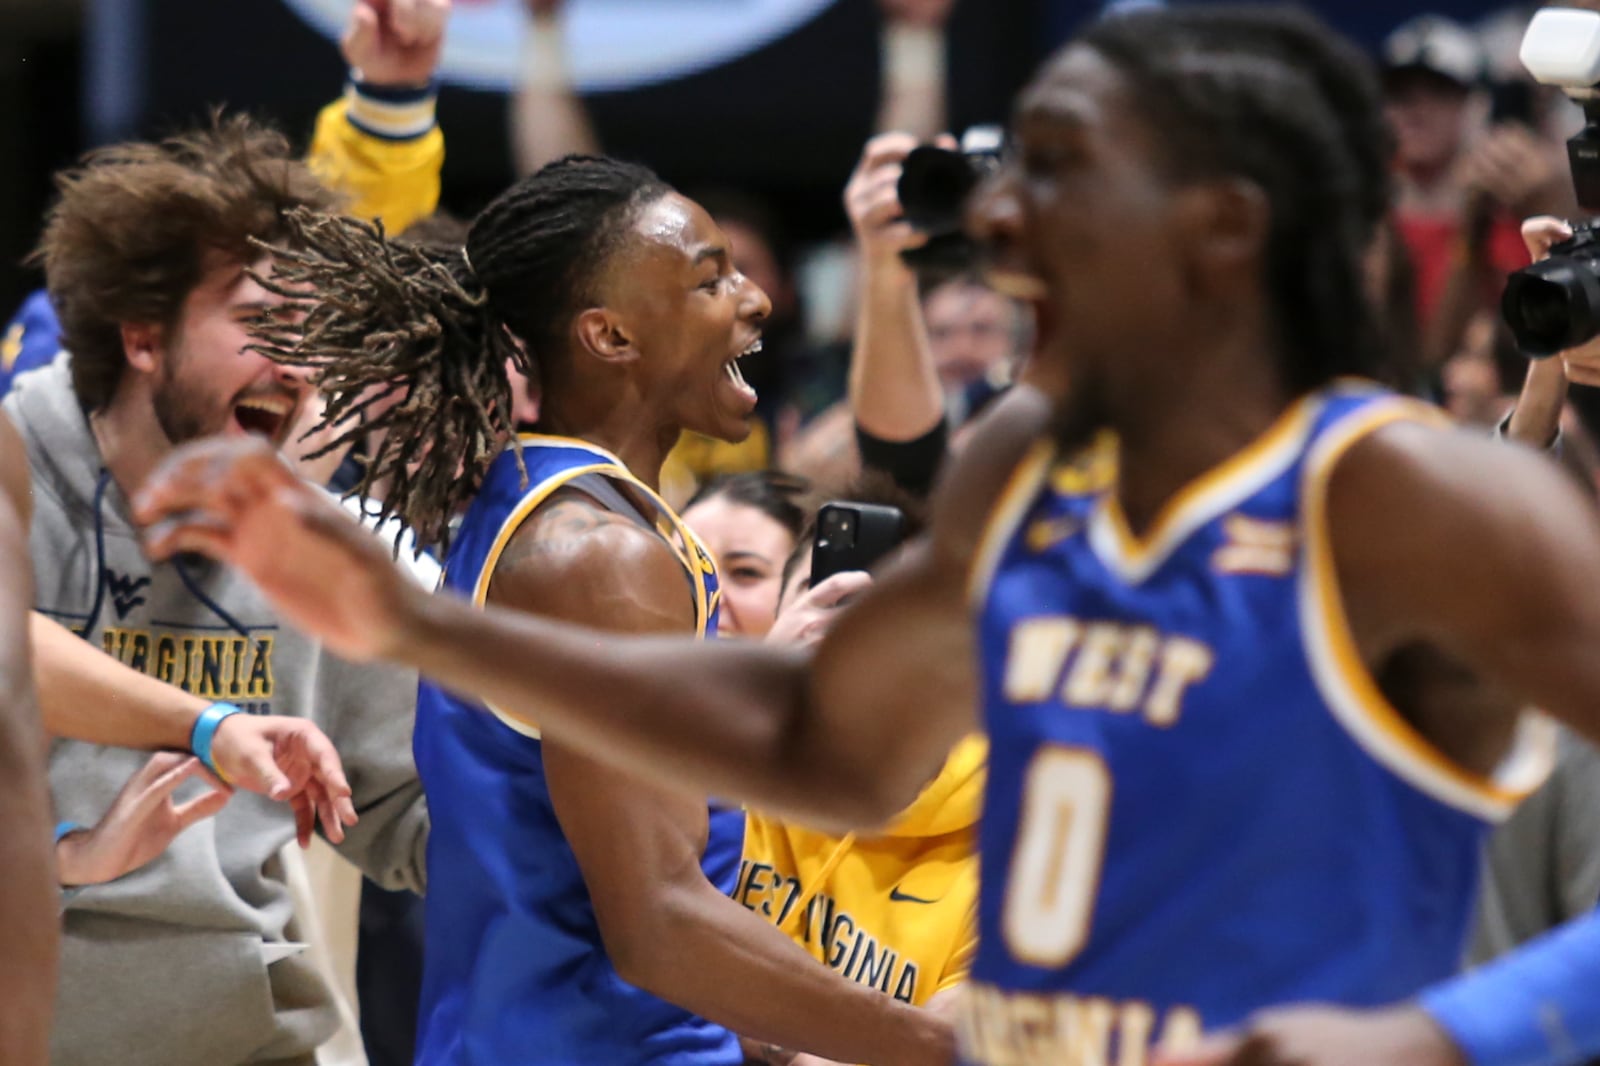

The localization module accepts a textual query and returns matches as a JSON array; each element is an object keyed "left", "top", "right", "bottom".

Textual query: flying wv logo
[{"left": 105, "top": 570, "right": 152, "bottom": 619}]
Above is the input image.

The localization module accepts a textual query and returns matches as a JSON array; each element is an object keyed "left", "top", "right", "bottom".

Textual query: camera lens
[
  {"left": 1503, "top": 258, "right": 1600, "bottom": 358},
  {"left": 1507, "top": 279, "right": 1574, "bottom": 354},
  {"left": 898, "top": 147, "right": 981, "bottom": 235}
]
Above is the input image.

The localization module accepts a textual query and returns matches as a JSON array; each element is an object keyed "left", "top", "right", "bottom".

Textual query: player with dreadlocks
[
  {"left": 245, "top": 156, "right": 953, "bottom": 1065},
  {"left": 140, "top": 7, "right": 1600, "bottom": 1066}
]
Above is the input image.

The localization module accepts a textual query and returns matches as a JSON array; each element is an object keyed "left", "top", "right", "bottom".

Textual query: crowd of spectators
[{"left": 1, "top": 0, "right": 1598, "bottom": 1064}]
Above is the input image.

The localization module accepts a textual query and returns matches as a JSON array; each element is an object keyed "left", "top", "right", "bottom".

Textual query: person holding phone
[{"left": 739, "top": 490, "right": 982, "bottom": 1049}]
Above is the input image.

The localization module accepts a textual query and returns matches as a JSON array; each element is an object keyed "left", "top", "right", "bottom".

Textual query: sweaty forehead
[{"left": 629, "top": 192, "right": 720, "bottom": 263}]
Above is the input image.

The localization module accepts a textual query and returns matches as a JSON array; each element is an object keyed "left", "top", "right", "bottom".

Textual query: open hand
[
  {"left": 211, "top": 714, "right": 359, "bottom": 847},
  {"left": 133, "top": 436, "right": 424, "bottom": 664},
  {"left": 57, "top": 754, "right": 231, "bottom": 887},
  {"left": 343, "top": 0, "right": 452, "bottom": 87}
]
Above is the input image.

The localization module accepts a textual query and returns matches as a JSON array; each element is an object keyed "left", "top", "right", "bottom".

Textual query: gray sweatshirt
[
  {"left": 7, "top": 356, "right": 428, "bottom": 1066},
  {"left": 1470, "top": 728, "right": 1600, "bottom": 963}
]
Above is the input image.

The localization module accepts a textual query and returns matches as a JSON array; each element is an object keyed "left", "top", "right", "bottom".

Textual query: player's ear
[
  {"left": 1175, "top": 177, "right": 1269, "bottom": 293},
  {"left": 575, "top": 308, "right": 639, "bottom": 366}
]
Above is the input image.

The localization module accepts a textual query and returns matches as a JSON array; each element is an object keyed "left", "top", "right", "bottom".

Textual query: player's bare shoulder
[
  {"left": 1328, "top": 414, "right": 1600, "bottom": 652},
  {"left": 487, "top": 487, "right": 696, "bottom": 633}
]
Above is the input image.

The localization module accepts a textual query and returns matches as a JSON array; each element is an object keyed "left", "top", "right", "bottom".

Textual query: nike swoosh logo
[{"left": 890, "top": 887, "right": 941, "bottom": 905}]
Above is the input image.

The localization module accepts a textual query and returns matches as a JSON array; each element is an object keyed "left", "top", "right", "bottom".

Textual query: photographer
[
  {"left": 840, "top": 132, "right": 1028, "bottom": 497},
  {"left": 1382, "top": 15, "right": 1573, "bottom": 373},
  {"left": 1475, "top": 214, "right": 1600, "bottom": 981}
]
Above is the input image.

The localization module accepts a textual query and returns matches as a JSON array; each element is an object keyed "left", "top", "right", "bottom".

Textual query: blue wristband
[
  {"left": 53, "top": 821, "right": 81, "bottom": 844},
  {"left": 1420, "top": 910, "right": 1600, "bottom": 1066},
  {"left": 189, "top": 702, "right": 243, "bottom": 780}
]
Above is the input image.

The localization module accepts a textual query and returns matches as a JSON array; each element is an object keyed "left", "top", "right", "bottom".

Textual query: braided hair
[
  {"left": 250, "top": 155, "right": 672, "bottom": 550},
  {"left": 1078, "top": 5, "right": 1393, "bottom": 391}
]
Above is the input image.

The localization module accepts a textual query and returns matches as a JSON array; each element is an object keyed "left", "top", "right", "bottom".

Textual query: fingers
[
  {"left": 342, "top": 1, "right": 382, "bottom": 64},
  {"left": 805, "top": 570, "right": 874, "bottom": 608},
  {"left": 275, "top": 728, "right": 356, "bottom": 841},
  {"left": 294, "top": 786, "right": 316, "bottom": 848},
  {"left": 1151, "top": 1034, "right": 1243, "bottom": 1066},
  {"left": 126, "top": 755, "right": 212, "bottom": 820},
  {"left": 297, "top": 730, "right": 357, "bottom": 824},
  {"left": 317, "top": 782, "right": 348, "bottom": 845},
  {"left": 141, "top": 515, "right": 236, "bottom": 565},
  {"left": 388, "top": 0, "right": 449, "bottom": 46},
  {"left": 129, "top": 750, "right": 192, "bottom": 787},
  {"left": 190, "top": 761, "right": 235, "bottom": 795},
  {"left": 387, "top": 0, "right": 422, "bottom": 45},
  {"left": 171, "top": 785, "right": 232, "bottom": 828},
  {"left": 856, "top": 131, "right": 920, "bottom": 175},
  {"left": 1522, "top": 216, "right": 1572, "bottom": 262},
  {"left": 1563, "top": 353, "right": 1600, "bottom": 387}
]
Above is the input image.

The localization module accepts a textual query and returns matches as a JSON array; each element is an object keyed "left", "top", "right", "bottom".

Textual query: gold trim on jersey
[
  {"left": 469, "top": 436, "right": 716, "bottom": 738},
  {"left": 1086, "top": 390, "right": 1326, "bottom": 585},
  {"left": 1297, "top": 399, "right": 1555, "bottom": 822},
  {"left": 969, "top": 441, "right": 1057, "bottom": 605}
]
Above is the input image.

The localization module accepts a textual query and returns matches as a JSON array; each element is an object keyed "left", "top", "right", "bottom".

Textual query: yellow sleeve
[
  {"left": 308, "top": 83, "right": 444, "bottom": 234},
  {"left": 935, "top": 901, "right": 979, "bottom": 993}
]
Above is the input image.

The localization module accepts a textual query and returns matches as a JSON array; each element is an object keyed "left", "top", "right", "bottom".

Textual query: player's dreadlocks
[
  {"left": 1080, "top": 5, "right": 1393, "bottom": 392},
  {"left": 250, "top": 155, "right": 672, "bottom": 551}
]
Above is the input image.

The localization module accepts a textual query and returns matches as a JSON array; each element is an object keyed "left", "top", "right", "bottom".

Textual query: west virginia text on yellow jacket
[{"left": 735, "top": 736, "right": 985, "bottom": 1006}]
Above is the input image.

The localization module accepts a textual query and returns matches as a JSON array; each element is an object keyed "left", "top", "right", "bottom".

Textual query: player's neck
[
  {"left": 534, "top": 393, "right": 676, "bottom": 493},
  {"left": 1108, "top": 334, "right": 1292, "bottom": 539}
]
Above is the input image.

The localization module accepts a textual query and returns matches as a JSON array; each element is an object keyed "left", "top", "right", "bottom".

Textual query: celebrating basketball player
[
  {"left": 175, "top": 156, "right": 952, "bottom": 1064},
  {"left": 136, "top": 7, "right": 1600, "bottom": 1066}
]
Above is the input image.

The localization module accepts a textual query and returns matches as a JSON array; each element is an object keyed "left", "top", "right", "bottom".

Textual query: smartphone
[{"left": 810, "top": 502, "right": 906, "bottom": 584}]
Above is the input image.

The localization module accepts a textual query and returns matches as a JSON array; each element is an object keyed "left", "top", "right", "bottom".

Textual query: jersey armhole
[
  {"left": 1296, "top": 401, "right": 1555, "bottom": 823},
  {"left": 469, "top": 462, "right": 618, "bottom": 739}
]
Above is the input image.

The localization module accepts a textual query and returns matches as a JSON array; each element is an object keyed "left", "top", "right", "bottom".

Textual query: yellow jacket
[
  {"left": 735, "top": 736, "right": 985, "bottom": 1006},
  {"left": 308, "top": 82, "right": 444, "bottom": 233}
]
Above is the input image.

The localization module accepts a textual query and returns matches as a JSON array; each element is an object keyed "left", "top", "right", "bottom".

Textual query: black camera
[
  {"left": 896, "top": 126, "right": 1004, "bottom": 272},
  {"left": 1502, "top": 218, "right": 1600, "bottom": 358},
  {"left": 1499, "top": 5, "right": 1600, "bottom": 356}
]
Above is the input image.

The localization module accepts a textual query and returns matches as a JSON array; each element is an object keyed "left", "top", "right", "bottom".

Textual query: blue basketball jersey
[
  {"left": 413, "top": 434, "right": 744, "bottom": 1066},
  {"left": 961, "top": 383, "right": 1554, "bottom": 1065}
]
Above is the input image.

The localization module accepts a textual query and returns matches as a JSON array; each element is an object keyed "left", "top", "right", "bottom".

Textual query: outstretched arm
[
  {"left": 0, "top": 414, "right": 55, "bottom": 1064},
  {"left": 134, "top": 388, "right": 1053, "bottom": 829},
  {"left": 1157, "top": 908, "right": 1600, "bottom": 1066},
  {"left": 510, "top": 0, "right": 601, "bottom": 176}
]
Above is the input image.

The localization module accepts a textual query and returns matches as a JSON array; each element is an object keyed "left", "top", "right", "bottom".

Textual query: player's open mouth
[
  {"left": 723, "top": 338, "right": 761, "bottom": 402},
  {"left": 234, "top": 395, "right": 295, "bottom": 439}
]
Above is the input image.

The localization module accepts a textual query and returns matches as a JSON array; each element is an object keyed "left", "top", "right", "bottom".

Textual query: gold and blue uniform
[
  {"left": 414, "top": 435, "right": 744, "bottom": 1065},
  {"left": 961, "top": 383, "right": 1554, "bottom": 1065}
]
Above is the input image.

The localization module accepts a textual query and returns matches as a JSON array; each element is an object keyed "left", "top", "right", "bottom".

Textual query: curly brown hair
[{"left": 33, "top": 113, "right": 338, "bottom": 412}]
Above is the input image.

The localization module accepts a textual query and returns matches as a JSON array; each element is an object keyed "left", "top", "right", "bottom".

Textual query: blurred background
[{"left": 0, "top": 0, "right": 1543, "bottom": 316}]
